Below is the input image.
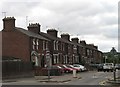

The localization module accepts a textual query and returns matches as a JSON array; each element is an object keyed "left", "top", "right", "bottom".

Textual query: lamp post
[{"left": 111, "top": 47, "right": 117, "bottom": 81}]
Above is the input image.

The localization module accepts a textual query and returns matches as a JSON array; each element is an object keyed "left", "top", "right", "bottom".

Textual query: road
[
  {"left": 2, "top": 71, "right": 113, "bottom": 86},
  {"left": 65, "top": 71, "right": 113, "bottom": 85}
]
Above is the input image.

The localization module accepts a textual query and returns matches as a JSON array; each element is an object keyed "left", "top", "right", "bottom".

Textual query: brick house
[
  {"left": 1, "top": 17, "right": 103, "bottom": 77},
  {"left": 80, "top": 40, "right": 103, "bottom": 64},
  {"left": 2, "top": 17, "right": 49, "bottom": 67},
  {"left": 40, "top": 29, "right": 74, "bottom": 65}
]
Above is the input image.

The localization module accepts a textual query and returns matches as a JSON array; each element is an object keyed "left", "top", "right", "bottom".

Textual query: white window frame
[
  {"left": 33, "top": 39, "right": 36, "bottom": 45},
  {"left": 56, "top": 41, "right": 59, "bottom": 50},
  {"left": 33, "top": 45, "right": 35, "bottom": 50},
  {"left": 36, "top": 39, "right": 39, "bottom": 50},
  {"left": 32, "top": 38, "right": 36, "bottom": 50},
  {"left": 46, "top": 41, "right": 48, "bottom": 50},
  {"left": 54, "top": 41, "right": 56, "bottom": 50},
  {"left": 43, "top": 41, "right": 46, "bottom": 50},
  {"left": 53, "top": 54, "right": 59, "bottom": 64}
]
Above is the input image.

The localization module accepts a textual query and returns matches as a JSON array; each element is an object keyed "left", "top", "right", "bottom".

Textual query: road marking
[
  {"left": 64, "top": 82, "right": 69, "bottom": 83},
  {"left": 58, "top": 83, "right": 63, "bottom": 84},
  {"left": 42, "top": 82, "right": 46, "bottom": 84}
]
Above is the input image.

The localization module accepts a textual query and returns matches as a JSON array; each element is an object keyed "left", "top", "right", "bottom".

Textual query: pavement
[
  {"left": 2, "top": 73, "right": 82, "bottom": 83},
  {"left": 106, "top": 78, "right": 120, "bottom": 86}
]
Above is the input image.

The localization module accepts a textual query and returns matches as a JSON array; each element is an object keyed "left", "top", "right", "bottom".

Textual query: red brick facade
[{"left": 1, "top": 17, "right": 103, "bottom": 68}]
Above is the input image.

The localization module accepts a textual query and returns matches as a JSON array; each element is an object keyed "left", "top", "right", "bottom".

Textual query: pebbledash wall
[{"left": 1, "top": 17, "right": 103, "bottom": 78}]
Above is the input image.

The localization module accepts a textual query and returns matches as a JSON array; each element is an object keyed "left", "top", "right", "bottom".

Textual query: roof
[
  {"left": 40, "top": 32, "right": 83, "bottom": 47},
  {"left": 16, "top": 27, "right": 50, "bottom": 41}
]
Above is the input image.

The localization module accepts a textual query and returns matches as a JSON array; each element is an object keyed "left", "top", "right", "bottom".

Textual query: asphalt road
[
  {"left": 65, "top": 71, "right": 113, "bottom": 85},
  {"left": 2, "top": 71, "right": 113, "bottom": 86}
]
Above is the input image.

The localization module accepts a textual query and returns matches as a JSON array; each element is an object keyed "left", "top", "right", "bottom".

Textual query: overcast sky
[{"left": 0, "top": 0, "right": 119, "bottom": 52}]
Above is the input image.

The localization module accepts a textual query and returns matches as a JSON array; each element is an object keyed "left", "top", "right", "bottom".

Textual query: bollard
[
  {"left": 116, "top": 69, "right": 120, "bottom": 78},
  {"left": 73, "top": 70, "right": 77, "bottom": 78}
]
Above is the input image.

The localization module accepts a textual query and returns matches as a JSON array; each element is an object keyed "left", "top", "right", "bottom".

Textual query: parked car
[
  {"left": 59, "top": 65, "right": 74, "bottom": 73},
  {"left": 66, "top": 64, "right": 81, "bottom": 72},
  {"left": 97, "top": 64, "right": 104, "bottom": 72},
  {"left": 102, "top": 63, "right": 114, "bottom": 72},
  {"left": 115, "top": 64, "right": 120, "bottom": 70},
  {"left": 50, "top": 65, "right": 64, "bottom": 75},
  {"left": 73, "top": 64, "right": 87, "bottom": 71}
]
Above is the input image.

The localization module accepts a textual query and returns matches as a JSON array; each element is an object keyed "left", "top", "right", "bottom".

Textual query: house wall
[{"left": 2, "top": 30, "right": 30, "bottom": 62}]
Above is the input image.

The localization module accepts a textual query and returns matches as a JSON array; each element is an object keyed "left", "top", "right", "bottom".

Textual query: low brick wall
[{"left": 34, "top": 67, "right": 63, "bottom": 76}]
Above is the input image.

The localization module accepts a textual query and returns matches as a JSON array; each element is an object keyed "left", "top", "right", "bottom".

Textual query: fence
[{"left": 2, "top": 58, "right": 34, "bottom": 79}]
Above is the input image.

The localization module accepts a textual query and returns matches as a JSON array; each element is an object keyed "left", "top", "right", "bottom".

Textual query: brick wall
[{"left": 2, "top": 30, "right": 30, "bottom": 62}]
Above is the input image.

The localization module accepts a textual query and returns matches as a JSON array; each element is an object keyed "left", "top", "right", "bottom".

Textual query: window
[
  {"left": 54, "top": 41, "right": 56, "bottom": 50},
  {"left": 65, "top": 55, "right": 68, "bottom": 64},
  {"left": 36, "top": 39, "right": 39, "bottom": 45},
  {"left": 33, "top": 45, "right": 35, "bottom": 50},
  {"left": 36, "top": 39, "right": 39, "bottom": 50},
  {"left": 73, "top": 45, "right": 77, "bottom": 53},
  {"left": 53, "top": 54, "right": 57, "bottom": 64},
  {"left": 53, "top": 54, "right": 59, "bottom": 64},
  {"left": 32, "top": 38, "right": 36, "bottom": 50},
  {"left": 43, "top": 41, "right": 45, "bottom": 50},
  {"left": 33, "top": 39, "right": 36, "bottom": 45},
  {"left": 63, "top": 56, "right": 66, "bottom": 64},
  {"left": 61, "top": 43, "right": 64, "bottom": 51},
  {"left": 46, "top": 42, "right": 48, "bottom": 50},
  {"left": 56, "top": 41, "right": 59, "bottom": 50},
  {"left": 87, "top": 49, "right": 90, "bottom": 55}
]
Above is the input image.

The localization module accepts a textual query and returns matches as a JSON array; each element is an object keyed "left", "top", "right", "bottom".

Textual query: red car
[
  {"left": 59, "top": 65, "right": 74, "bottom": 73},
  {"left": 66, "top": 64, "right": 81, "bottom": 72}
]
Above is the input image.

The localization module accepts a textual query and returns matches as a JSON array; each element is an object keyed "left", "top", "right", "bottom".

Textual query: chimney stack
[
  {"left": 47, "top": 29, "right": 58, "bottom": 37},
  {"left": 3, "top": 17, "right": 16, "bottom": 31},
  {"left": 61, "top": 33, "right": 70, "bottom": 41},
  {"left": 71, "top": 38, "right": 79, "bottom": 43},
  {"left": 27, "top": 23, "right": 41, "bottom": 34},
  {"left": 80, "top": 40, "right": 86, "bottom": 46}
]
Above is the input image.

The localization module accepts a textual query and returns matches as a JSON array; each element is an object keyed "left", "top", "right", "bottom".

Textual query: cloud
[{"left": 0, "top": 0, "right": 119, "bottom": 52}]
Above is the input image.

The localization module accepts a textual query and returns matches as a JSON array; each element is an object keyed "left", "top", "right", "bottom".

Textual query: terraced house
[{"left": 1, "top": 17, "right": 103, "bottom": 78}]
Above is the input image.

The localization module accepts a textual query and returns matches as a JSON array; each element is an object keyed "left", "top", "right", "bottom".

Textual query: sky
[{"left": 0, "top": 0, "right": 119, "bottom": 52}]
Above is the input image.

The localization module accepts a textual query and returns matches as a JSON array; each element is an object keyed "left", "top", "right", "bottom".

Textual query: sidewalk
[
  {"left": 35, "top": 73, "right": 81, "bottom": 83},
  {"left": 3, "top": 73, "right": 82, "bottom": 83},
  {"left": 106, "top": 78, "right": 120, "bottom": 86}
]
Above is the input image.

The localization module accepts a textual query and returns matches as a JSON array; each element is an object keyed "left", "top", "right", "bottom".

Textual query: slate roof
[
  {"left": 40, "top": 32, "right": 83, "bottom": 47},
  {"left": 16, "top": 27, "right": 49, "bottom": 41}
]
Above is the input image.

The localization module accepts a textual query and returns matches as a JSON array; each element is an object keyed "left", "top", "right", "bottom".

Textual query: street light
[{"left": 111, "top": 47, "right": 117, "bottom": 81}]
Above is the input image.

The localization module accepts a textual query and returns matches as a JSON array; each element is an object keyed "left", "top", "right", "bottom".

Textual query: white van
[{"left": 103, "top": 63, "right": 114, "bottom": 72}]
